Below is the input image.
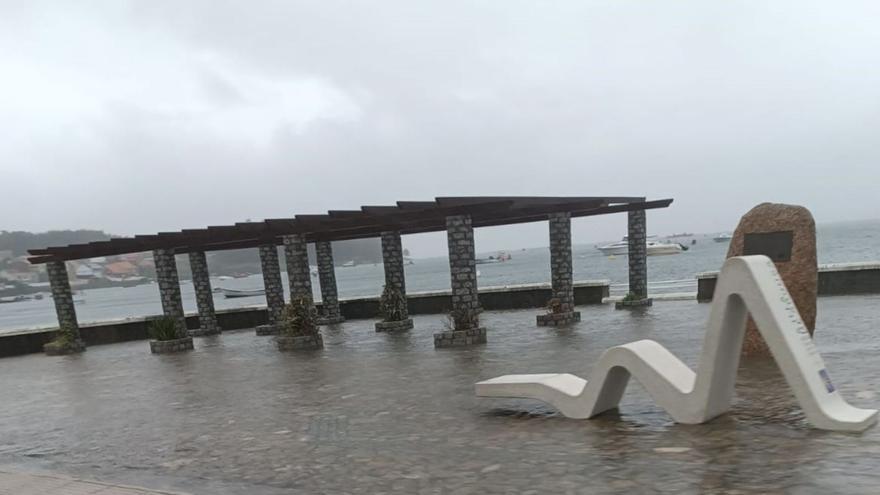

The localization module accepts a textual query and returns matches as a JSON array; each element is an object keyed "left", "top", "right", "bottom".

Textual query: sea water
[{"left": 1, "top": 219, "right": 877, "bottom": 334}]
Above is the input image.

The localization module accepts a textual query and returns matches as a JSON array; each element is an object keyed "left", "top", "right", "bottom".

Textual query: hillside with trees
[
  {"left": 1, "top": 230, "right": 385, "bottom": 269},
  {"left": 0, "top": 230, "right": 112, "bottom": 256},
  {"left": 207, "top": 237, "right": 384, "bottom": 273}
]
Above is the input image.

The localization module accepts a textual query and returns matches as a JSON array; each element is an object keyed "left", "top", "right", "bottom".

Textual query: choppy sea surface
[{"left": 1, "top": 219, "right": 878, "bottom": 334}]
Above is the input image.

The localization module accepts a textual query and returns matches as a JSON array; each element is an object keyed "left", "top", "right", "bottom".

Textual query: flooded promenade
[{"left": 2, "top": 297, "right": 878, "bottom": 494}]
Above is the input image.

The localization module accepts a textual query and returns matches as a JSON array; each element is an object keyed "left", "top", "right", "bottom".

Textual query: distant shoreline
[{"left": 0, "top": 277, "right": 152, "bottom": 298}]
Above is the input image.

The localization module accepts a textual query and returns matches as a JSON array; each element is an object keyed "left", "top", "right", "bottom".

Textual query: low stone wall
[
  {"left": 434, "top": 327, "right": 487, "bottom": 348},
  {"left": 0, "top": 280, "right": 609, "bottom": 358},
  {"left": 817, "top": 262, "right": 880, "bottom": 296},
  {"left": 149, "top": 337, "right": 194, "bottom": 354},
  {"left": 536, "top": 311, "right": 581, "bottom": 326},
  {"left": 697, "top": 262, "right": 880, "bottom": 302},
  {"left": 338, "top": 280, "right": 609, "bottom": 319},
  {"left": 0, "top": 309, "right": 266, "bottom": 358}
]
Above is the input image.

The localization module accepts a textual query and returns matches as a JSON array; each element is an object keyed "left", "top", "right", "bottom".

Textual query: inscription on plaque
[{"left": 743, "top": 231, "right": 793, "bottom": 262}]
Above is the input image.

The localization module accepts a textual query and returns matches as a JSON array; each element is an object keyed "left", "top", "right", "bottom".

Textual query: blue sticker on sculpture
[{"left": 819, "top": 369, "right": 835, "bottom": 393}]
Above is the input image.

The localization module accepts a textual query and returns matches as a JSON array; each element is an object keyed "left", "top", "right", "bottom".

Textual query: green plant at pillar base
[
  {"left": 546, "top": 297, "right": 563, "bottom": 314},
  {"left": 379, "top": 284, "right": 407, "bottom": 322},
  {"left": 49, "top": 323, "right": 79, "bottom": 347},
  {"left": 622, "top": 292, "right": 641, "bottom": 303},
  {"left": 149, "top": 316, "right": 181, "bottom": 341},
  {"left": 281, "top": 295, "right": 319, "bottom": 337}
]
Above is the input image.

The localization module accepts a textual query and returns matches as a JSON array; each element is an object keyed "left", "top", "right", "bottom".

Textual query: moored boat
[
  {"left": 218, "top": 287, "right": 265, "bottom": 298},
  {"left": 596, "top": 240, "right": 629, "bottom": 256},
  {"left": 647, "top": 241, "right": 686, "bottom": 256},
  {"left": 0, "top": 295, "right": 28, "bottom": 304},
  {"left": 597, "top": 237, "right": 684, "bottom": 256},
  {"left": 475, "top": 251, "right": 512, "bottom": 264},
  {"left": 475, "top": 257, "right": 501, "bottom": 265}
]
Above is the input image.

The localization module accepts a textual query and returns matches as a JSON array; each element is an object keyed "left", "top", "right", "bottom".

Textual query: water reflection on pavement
[{"left": 1, "top": 296, "right": 878, "bottom": 494}]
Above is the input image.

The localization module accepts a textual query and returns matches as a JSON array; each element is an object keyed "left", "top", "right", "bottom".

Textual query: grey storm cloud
[{"left": 1, "top": 0, "right": 879, "bottom": 256}]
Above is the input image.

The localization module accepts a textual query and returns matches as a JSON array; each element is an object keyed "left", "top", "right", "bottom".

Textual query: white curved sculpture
[{"left": 476, "top": 256, "right": 877, "bottom": 432}]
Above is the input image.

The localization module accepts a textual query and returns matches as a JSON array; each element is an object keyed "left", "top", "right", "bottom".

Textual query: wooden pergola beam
[{"left": 27, "top": 197, "right": 673, "bottom": 263}]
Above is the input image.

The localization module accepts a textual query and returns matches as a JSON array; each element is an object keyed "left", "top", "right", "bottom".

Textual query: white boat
[
  {"left": 596, "top": 240, "right": 629, "bottom": 256},
  {"left": 713, "top": 233, "right": 733, "bottom": 243},
  {"left": 475, "top": 257, "right": 502, "bottom": 265},
  {"left": 341, "top": 260, "right": 356, "bottom": 267},
  {"left": 647, "top": 241, "right": 686, "bottom": 256},
  {"left": 475, "top": 251, "right": 512, "bottom": 264},
  {"left": 597, "top": 237, "right": 684, "bottom": 256},
  {"left": 0, "top": 295, "right": 27, "bottom": 304},
  {"left": 218, "top": 287, "right": 265, "bottom": 298},
  {"left": 75, "top": 264, "right": 97, "bottom": 279},
  {"left": 597, "top": 236, "right": 658, "bottom": 256}
]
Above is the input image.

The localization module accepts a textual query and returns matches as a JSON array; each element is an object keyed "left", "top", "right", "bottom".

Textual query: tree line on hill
[
  {"left": 208, "top": 238, "right": 385, "bottom": 273},
  {"left": 0, "top": 230, "right": 112, "bottom": 257}
]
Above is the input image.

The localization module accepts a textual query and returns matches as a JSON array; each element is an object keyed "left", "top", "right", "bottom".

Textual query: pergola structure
[{"left": 29, "top": 196, "right": 673, "bottom": 350}]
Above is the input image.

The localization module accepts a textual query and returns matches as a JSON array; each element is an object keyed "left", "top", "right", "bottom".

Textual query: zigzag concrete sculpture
[{"left": 476, "top": 256, "right": 877, "bottom": 432}]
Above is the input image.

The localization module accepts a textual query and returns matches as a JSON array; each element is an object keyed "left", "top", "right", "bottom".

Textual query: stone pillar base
[
  {"left": 150, "top": 337, "right": 194, "bottom": 354},
  {"left": 615, "top": 298, "right": 653, "bottom": 310},
  {"left": 317, "top": 315, "right": 346, "bottom": 325},
  {"left": 537, "top": 311, "right": 581, "bottom": 327},
  {"left": 433, "top": 328, "right": 487, "bottom": 348},
  {"left": 375, "top": 318, "right": 414, "bottom": 333},
  {"left": 188, "top": 327, "right": 221, "bottom": 337},
  {"left": 44, "top": 339, "right": 86, "bottom": 356},
  {"left": 276, "top": 334, "right": 324, "bottom": 351},
  {"left": 255, "top": 324, "right": 281, "bottom": 336}
]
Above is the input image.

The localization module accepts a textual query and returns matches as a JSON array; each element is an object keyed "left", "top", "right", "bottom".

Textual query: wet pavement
[
  {"left": 1, "top": 296, "right": 879, "bottom": 494},
  {"left": 0, "top": 469, "right": 191, "bottom": 495}
]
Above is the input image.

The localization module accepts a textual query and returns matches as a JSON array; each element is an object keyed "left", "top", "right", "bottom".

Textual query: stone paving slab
[{"left": 0, "top": 469, "right": 189, "bottom": 495}]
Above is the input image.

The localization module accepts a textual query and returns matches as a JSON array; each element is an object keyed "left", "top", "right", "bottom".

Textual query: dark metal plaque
[{"left": 743, "top": 231, "right": 793, "bottom": 262}]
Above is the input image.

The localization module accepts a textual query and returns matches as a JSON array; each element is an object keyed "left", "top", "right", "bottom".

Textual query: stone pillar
[
  {"left": 434, "top": 214, "right": 486, "bottom": 347},
  {"left": 537, "top": 212, "right": 581, "bottom": 326},
  {"left": 375, "top": 231, "right": 413, "bottom": 332},
  {"left": 152, "top": 249, "right": 191, "bottom": 341},
  {"left": 381, "top": 231, "right": 407, "bottom": 296},
  {"left": 256, "top": 244, "right": 285, "bottom": 335},
  {"left": 280, "top": 234, "right": 322, "bottom": 349},
  {"left": 315, "top": 241, "right": 345, "bottom": 324},
  {"left": 44, "top": 260, "right": 85, "bottom": 355},
  {"left": 283, "top": 234, "right": 313, "bottom": 301},
  {"left": 617, "top": 209, "right": 653, "bottom": 309},
  {"left": 187, "top": 251, "right": 220, "bottom": 336}
]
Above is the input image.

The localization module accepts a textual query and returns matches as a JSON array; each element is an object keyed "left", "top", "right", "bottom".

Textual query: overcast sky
[{"left": 1, "top": 1, "right": 878, "bottom": 257}]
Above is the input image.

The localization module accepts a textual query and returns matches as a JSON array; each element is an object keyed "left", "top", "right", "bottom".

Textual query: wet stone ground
[{"left": 1, "top": 296, "right": 879, "bottom": 494}]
